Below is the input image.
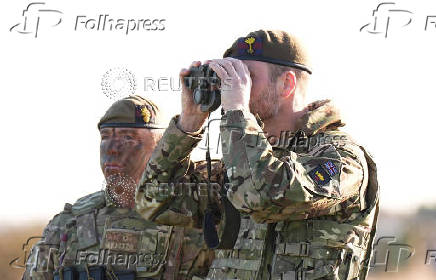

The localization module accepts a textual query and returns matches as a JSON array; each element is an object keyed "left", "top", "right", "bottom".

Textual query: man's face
[
  {"left": 243, "top": 60, "right": 280, "bottom": 120},
  {"left": 99, "top": 127, "right": 157, "bottom": 183}
]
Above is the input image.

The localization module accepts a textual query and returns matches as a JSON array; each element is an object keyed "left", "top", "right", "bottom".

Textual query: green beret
[
  {"left": 98, "top": 95, "right": 166, "bottom": 130},
  {"left": 223, "top": 29, "right": 312, "bottom": 74}
]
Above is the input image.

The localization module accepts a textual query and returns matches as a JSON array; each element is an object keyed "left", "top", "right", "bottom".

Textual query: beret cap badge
[
  {"left": 237, "top": 36, "right": 262, "bottom": 56},
  {"left": 140, "top": 106, "right": 151, "bottom": 123},
  {"left": 244, "top": 37, "right": 256, "bottom": 54}
]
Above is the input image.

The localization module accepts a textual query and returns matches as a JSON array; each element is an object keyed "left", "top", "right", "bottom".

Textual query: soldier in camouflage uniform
[
  {"left": 22, "top": 95, "right": 214, "bottom": 280},
  {"left": 136, "top": 30, "right": 379, "bottom": 279}
]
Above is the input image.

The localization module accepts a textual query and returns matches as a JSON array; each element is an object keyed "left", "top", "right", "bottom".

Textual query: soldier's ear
[{"left": 280, "top": 71, "right": 296, "bottom": 98}]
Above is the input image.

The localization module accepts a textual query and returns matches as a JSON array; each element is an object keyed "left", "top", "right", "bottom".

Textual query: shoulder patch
[
  {"left": 62, "top": 203, "right": 73, "bottom": 214},
  {"left": 72, "top": 190, "right": 106, "bottom": 216},
  {"left": 308, "top": 165, "right": 331, "bottom": 186},
  {"left": 323, "top": 160, "right": 338, "bottom": 176}
]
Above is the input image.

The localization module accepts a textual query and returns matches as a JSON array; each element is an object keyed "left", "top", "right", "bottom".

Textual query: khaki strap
[
  {"left": 163, "top": 227, "right": 184, "bottom": 280},
  {"left": 106, "top": 264, "right": 119, "bottom": 280},
  {"left": 59, "top": 267, "right": 64, "bottom": 280},
  {"left": 271, "top": 269, "right": 313, "bottom": 280},
  {"left": 84, "top": 263, "right": 95, "bottom": 280},
  {"left": 233, "top": 238, "right": 264, "bottom": 250},
  {"left": 275, "top": 242, "right": 310, "bottom": 256},
  {"left": 275, "top": 243, "right": 345, "bottom": 261},
  {"left": 211, "top": 258, "right": 262, "bottom": 271}
]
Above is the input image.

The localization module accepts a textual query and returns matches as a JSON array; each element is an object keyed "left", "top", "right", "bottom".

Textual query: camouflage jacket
[
  {"left": 136, "top": 100, "right": 380, "bottom": 280},
  {"left": 22, "top": 189, "right": 213, "bottom": 280}
]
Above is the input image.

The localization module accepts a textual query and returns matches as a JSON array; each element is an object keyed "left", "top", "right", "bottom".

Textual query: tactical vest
[
  {"left": 207, "top": 134, "right": 379, "bottom": 280},
  {"left": 56, "top": 191, "right": 205, "bottom": 280}
]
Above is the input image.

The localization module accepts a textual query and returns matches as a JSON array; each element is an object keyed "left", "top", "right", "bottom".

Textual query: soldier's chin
[{"left": 104, "top": 167, "right": 124, "bottom": 178}]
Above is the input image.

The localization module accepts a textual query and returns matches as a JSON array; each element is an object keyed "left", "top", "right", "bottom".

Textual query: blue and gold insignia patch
[
  {"left": 308, "top": 165, "right": 331, "bottom": 186},
  {"left": 141, "top": 106, "right": 151, "bottom": 123},
  {"left": 237, "top": 36, "right": 263, "bottom": 56},
  {"left": 135, "top": 105, "right": 152, "bottom": 124},
  {"left": 323, "top": 160, "right": 338, "bottom": 176}
]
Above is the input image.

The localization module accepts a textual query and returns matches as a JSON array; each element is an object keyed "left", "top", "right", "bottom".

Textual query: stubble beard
[{"left": 249, "top": 82, "right": 279, "bottom": 121}]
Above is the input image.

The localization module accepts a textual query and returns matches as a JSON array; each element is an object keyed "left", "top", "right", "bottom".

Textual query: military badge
[
  {"left": 141, "top": 106, "right": 151, "bottom": 123},
  {"left": 135, "top": 105, "right": 151, "bottom": 124},
  {"left": 323, "top": 160, "right": 338, "bottom": 176},
  {"left": 237, "top": 36, "right": 263, "bottom": 56},
  {"left": 308, "top": 165, "right": 331, "bottom": 186}
]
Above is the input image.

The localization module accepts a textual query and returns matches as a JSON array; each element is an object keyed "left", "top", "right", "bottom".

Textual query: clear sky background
[{"left": 1, "top": 0, "right": 436, "bottom": 225}]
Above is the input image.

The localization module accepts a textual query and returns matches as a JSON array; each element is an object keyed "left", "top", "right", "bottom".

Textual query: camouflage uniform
[
  {"left": 136, "top": 100, "right": 379, "bottom": 280},
  {"left": 22, "top": 95, "right": 214, "bottom": 280},
  {"left": 22, "top": 189, "right": 213, "bottom": 280}
]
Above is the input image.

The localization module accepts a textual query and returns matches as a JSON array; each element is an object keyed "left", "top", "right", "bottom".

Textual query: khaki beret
[
  {"left": 98, "top": 95, "right": 166, "bottom": 129},
  {"left": 223, "top": 29, "right": 312, "bottom": 74}
]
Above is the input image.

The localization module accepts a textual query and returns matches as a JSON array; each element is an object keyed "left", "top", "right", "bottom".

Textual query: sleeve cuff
[
  {"left": 173, "top": 115, "right": 205, "bottom": 137},
  {"left": 159, "top": 115, "right": 204, "bottom": 161},
  {"left": 221, "top": 109, "right": 263, "bottom": 128}
]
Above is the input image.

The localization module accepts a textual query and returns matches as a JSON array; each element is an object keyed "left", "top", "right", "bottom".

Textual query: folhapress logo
[
  {"left": 10, "top": 2, "right": 63, "bottom": 38},
  {"left": 10, "top": 2, "right": 167, "bottom": 38},
  {"left": 75, "top": 15, "right": 166, "bottom": 35}
]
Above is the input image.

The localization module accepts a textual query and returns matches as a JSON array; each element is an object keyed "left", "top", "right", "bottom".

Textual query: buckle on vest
[
  {"left": 299, "top": 243, "right": 309, "bottom": 257},
  {"left": 276, "top": 242, "right": 310, "bottom": 256},
  {"left": 296, "top": 269, "right": 305, "bottom": 280},
  {"left": 280, "top": 268, "right": 313, "bottom": 280}
]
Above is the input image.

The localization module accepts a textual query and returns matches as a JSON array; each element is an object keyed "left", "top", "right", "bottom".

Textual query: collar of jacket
[
  {"left": 295, "top": 99, "right": 345, "bottom": 136},
  {"left": 104, "top": 188, "right": 116, "bottom": 207}
]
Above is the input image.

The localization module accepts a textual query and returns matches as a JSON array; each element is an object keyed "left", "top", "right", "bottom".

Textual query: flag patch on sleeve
[{"left": 323, "top": 160, "right": 338, "bottom": 176}]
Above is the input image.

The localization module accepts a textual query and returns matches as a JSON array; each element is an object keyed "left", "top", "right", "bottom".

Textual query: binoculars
[{"left": 184, "top": 64, "right": 222, "bottom": 112}]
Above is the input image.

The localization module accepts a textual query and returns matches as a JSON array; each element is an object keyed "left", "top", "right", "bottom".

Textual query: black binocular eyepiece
[{"left": 184, "top": 64, "right": 222, "bottom": 112}]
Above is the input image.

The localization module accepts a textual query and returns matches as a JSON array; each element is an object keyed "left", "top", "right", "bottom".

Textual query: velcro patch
[
  {"left": 102, "top": 229, "right": 140, "bottom": 253},
  {"left": 308, "top": 165, "right": 331, "bottom": 186},
  {"left": 323, "top": 161, "right": 338, "bottom": 176}
]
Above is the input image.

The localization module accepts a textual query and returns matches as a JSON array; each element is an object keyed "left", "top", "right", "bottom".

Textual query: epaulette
[
  {"left": 71, "top": 190, "right": 106, "bottom": 216},
  {"left": 61, "top": 203, "right": 73, "bottom": 214}
]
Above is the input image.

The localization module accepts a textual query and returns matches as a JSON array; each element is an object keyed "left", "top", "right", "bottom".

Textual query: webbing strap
[
  {"left": 163, "top": 227, "right": 184, "bottom": 280},
  {"left": 271, "top": 269, "right": 312, "bottom": 280},
  {"left": 203, "top": 113, "right": 241, "bottom": 250},
  {"left": 203, "top": 172, "right": 241, "bottom": 250},
  {"left": 275, "top": 242, "right": 310, "bottom": 256},
  {"left": 233, "top": 238, "right": 264, "bottom": 250},
  {"left": 211, "top": 258, "right": 261, "bottom": 271}
]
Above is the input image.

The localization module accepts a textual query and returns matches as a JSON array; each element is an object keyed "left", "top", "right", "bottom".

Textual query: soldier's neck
[
  {"left": 263, "top": 102, "right": 307, "bottom": 139},
  {"left": 114, "top": 194, "right": 135, "bottom": 209}
]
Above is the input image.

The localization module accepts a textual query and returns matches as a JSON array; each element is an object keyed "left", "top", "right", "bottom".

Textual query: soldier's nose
[{"left": 106, "top": 139, "right": 122, "bottom": 155}]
